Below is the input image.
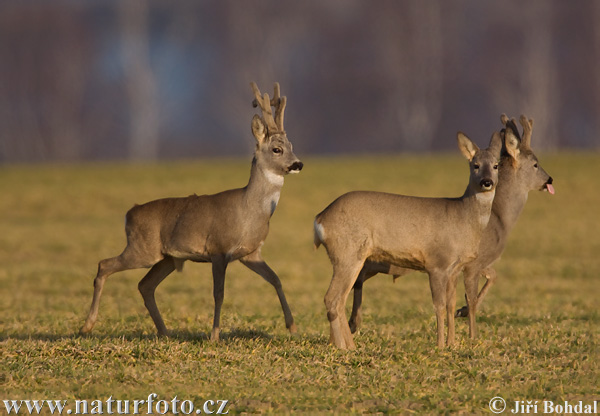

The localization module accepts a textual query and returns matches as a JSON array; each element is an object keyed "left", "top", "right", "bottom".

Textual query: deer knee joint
[{"left": 327, "top": 310, "right": 338, "bottom": 322}]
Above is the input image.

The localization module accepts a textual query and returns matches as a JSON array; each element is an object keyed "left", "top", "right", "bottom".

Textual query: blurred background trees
[{"left": 0, "top": 0, "right": 598, "bottom": 163}]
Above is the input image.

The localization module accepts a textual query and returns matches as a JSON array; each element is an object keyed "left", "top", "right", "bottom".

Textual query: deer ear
[
  {"left": 457, "top": 132, "right": 479, "bottom": 161},
  {"left": 251, "top": 115, "right": 267, "bottom": 144},
  {"left": 504, "top": 128, "right": 520, "bottom": 160},
  {"left": 489, "top": 131, "right": 503, "bottom": 157}
]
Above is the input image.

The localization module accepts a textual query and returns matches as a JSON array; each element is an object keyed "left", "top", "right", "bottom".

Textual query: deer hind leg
[
  {"left": 324, "top": 260, "right": 365, "bottom": 350},
  {"left": 80, "top": 248, "right": 159, "bottom": 335},
  {"left": 348, "top": 266, "right": 377, "bottom": 334},
  {"left": 138, "top": 257, "right": 176, "bottom": 337},
  {"left": 240, "top": 250, "right": 296, "bottom": 334},
  {"left": 210, "top": 256, "right": 228, "bottom": 342}
]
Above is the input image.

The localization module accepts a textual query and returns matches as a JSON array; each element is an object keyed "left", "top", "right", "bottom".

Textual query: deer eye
[
  {"left": 534, "top": 162, "right": 538, "bottom": 168},
  {"left": 473, "top": 163, "right": 480, "bottom": 169},
  {"left": 272, "top": 147, "right": 282, "bottom": 155},
  {"left": 493, "top": 164, "right": 498, "bottom": 170}
]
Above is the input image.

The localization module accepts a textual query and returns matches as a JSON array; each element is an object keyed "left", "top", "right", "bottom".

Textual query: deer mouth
[
  {"left": 287, "top": 161, "right": 304, "bottom": 174},
  {"left": 480, "top": 179, "right": 494, "bottom": 191}
]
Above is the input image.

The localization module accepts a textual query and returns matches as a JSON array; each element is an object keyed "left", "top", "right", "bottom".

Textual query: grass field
[{"left": 1, "top": 152, "right": 599, "bottom": 414}]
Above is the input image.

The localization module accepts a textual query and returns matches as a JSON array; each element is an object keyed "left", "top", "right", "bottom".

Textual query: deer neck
[
  {"left": 462, "top": 185, "right": 496, "bottom": 232},
  {"left": 244, "top": 157, "right": 284, "bottom": 218},
  {"left": 491, "top": 167, "right": 529, "bottom": 231}
]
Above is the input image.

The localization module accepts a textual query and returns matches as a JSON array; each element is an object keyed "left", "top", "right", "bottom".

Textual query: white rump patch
[{"left": 314, "top": 220, "right": 326, "bottom": 243}]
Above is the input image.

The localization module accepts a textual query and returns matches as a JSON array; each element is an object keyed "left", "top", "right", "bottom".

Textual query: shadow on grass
[{"left": 0, "top": 327, "right": 277, "bottom": 344}]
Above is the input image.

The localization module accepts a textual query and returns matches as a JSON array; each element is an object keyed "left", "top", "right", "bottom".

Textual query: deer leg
[
  {"left": 463, "top": 267, "right": 480, "bottom": 339},
  {"left": 445, "top": 270, "right": 461, "bottom": 346},
  {"left": 80, "top": 251, "right": 152, "bottom": 335},
  {"left": 324, "top": 260, "right": 364, "bottom": 350},
  {"left": 348, "top": 267, "right": 377, "bottom": 334},
  {"left": 240, "top": 250, "right": 296, "bottom": 334},
  {"left": 210, "top": 256, "right": 228, "bottom": 342},
  {"left": 456, "top": 266, "right": 498, "bottom": 318},
  {"left": 138, "top": 257, "right": 176, "bottom": 337},
  {"left": 428, "top": 270, "right": 448, "bottom": 349},
  {"left": 475, "top": 266, "right": 497, "bottom": 308}
]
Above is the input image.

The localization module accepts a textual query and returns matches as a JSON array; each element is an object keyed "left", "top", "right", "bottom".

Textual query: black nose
[
  {"left": 547, "top": 176, "right": 553, "bottom": 184},
  {"left": 480, "top": 179, "right": 493, "bottom": 189},
  {"left": 289, "top": 161, "right": 303, "bottom": 172}
]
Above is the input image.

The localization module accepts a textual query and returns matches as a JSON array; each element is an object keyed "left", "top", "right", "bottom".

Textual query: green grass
[{"left": 1, "top": 153, "right": 599, "bottom": 414}]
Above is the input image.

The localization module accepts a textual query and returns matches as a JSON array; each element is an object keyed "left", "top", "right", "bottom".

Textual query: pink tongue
[{"left": 546, "top": 184, "right": 555, "bottom": 195}]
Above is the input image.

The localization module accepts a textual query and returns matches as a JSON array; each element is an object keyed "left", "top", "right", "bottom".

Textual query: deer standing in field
[
  {"left": 314, "top": 132, "right": 502, "bottom": 349},
  {"left": 347, "top": 115, "right": 554, "bottom": 341},
  {"left": 80, "top": 82, "right": 303, "bottom": 340}
]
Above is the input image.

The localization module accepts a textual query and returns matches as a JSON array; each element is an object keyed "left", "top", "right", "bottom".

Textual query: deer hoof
[
  {"left": 288, "top": 323, "right": 298, "bottom": 335},
  {"left": 455, "top": 306, "right": 469, "bottom": 318}
]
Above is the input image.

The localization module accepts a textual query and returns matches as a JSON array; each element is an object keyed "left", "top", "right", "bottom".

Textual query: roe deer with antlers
[
  {"left": 314, "top": 132, "right": 502, "bottom": 349},
  {"left": 80, "top": 82, "right": 303, "bottom": 340},
  {"left": 347, "top": 115, "right": 554, "bottom": 342}
]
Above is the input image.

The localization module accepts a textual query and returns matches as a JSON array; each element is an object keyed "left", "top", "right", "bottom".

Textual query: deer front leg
[
  {"left": 211, "top": 256, "right": 228, "bottom": 342},
  {"left": 445, "top": 270, "right": 461, "bottom": 346},
  {"left": 475, "top": 266, "right": 497, "bottom": 309},
  {"left": 239, "top": 250, "right": 296, "bottom": 334},
  {"left": 463, "top": 267, "right": 480, "bottom": 339},
  {"left": 428, "top": 270, "right": 448, "bottom": 349},
  {"left": 456, "top": 266, "right": 497, "bottom": 318},
  {"left": 138, "top": 257, "right": 176, "bottom": 337}
]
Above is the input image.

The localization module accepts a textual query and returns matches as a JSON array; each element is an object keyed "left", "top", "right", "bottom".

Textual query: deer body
[
  {"left": 80, "top": 82, "right": 302, "bottom": 340},
  {"left": 315, "top": 133, "right": 502, "bottom": 349},
  {"left": 128, "top": 164, "right": 282, "bottom": 265}
]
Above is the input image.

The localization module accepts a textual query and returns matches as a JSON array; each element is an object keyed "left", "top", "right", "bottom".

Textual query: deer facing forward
[
  {"left": 80, "top": 82, "right": 302, "bottom": 341},
  {"left": 314, "top": 132, "right": 502, "bottom": 349}
]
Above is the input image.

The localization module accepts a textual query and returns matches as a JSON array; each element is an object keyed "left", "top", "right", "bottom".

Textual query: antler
[
  {"left": 250, "top": 82, "right": 286, "bottom": 133},
  {"left": 500, "top": 113, "right": 522, "bottom": 141},
  {"left": 519, "top": 114, "right": 534, "bottom": 149}
]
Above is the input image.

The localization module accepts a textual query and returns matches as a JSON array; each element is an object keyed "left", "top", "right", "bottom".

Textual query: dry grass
[{"left": 1, "top": 153, "right": 598, "bottom": 414}]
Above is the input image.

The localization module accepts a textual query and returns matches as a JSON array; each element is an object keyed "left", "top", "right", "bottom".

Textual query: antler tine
[
  {"left": 250, "top": 82, "right": 278, "bottom": 132},
  {"left": 270, "top": 82, "right": 281, "bottom": 106},
  {"left": 275, "top": 96, "right": 286, "bottom": 132},
  {"left": 251, "top": 82, "right": 262, "bottom": 108},
  {"left": 500, "top": 113, "right": 522, "bottom": 141},
  {"left": 519, "top": 115, "right": 533, "bottom": 148},
  {"left": 270, "top": 82, "right": 286, "bottom": 132}
]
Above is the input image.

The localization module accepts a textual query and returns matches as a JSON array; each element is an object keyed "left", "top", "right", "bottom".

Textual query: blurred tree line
[{"left": 0, "top": 0, "right": 598, "bottom": 163}]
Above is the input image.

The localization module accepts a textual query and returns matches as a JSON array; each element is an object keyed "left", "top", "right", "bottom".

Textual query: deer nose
[
  {"left": 288, "top": 161, "right": 303, "bottom": 173},
  {"left": 480, "top": 179, "right": 494, "bottom": 190}
]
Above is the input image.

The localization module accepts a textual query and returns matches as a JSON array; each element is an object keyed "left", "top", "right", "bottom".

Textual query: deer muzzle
[
  {"left": 287, "top": 161, "right": 304, "bottom": 174},
  {"left": 480, "top": 179, "right": 494, "bottom": 191}
]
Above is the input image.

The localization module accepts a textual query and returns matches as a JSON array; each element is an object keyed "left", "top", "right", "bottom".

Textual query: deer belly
[{"left": 368, "top": 249, "right": 426, "bottom": 271}]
